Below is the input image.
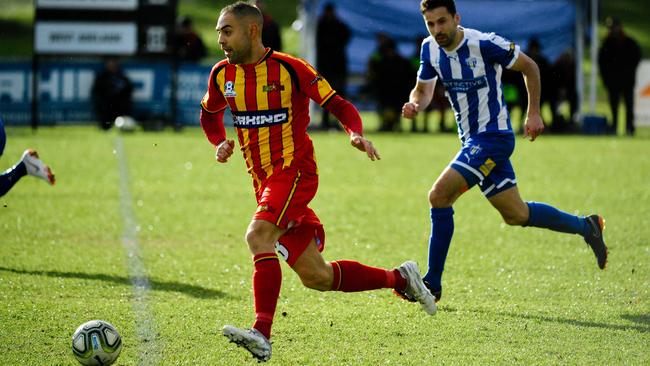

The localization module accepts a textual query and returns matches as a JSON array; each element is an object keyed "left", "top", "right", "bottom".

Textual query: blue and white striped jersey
[{"left": 418, "top": 28, "right": 520, "bottom": 142}]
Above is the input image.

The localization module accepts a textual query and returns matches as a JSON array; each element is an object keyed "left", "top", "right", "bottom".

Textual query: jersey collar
[{"left": 442, "top": 26, "right": 466, "bottom": 54}]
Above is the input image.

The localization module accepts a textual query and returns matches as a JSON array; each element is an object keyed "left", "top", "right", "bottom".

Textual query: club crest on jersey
[
  {"left": 464, "top": 57, "right": 478, "bottom": 68},
  {"left": 469, "top": 144, "right": 482, "bottom": 155},
  {"left": 263, "top": 82, "right": 285, "bottom": 93},
  {"left": 232, "top": 108, "right": 289, "bottom": 128},
  {"left": 223, "top": 81, "right": 237, "bottom": 97}
]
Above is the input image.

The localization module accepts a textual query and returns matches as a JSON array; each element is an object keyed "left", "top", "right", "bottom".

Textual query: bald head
[
  {"left": 216, "top": 1, "right": 267, "bottom": 64},
  {"left": 220, "top": 1, "right": 263, "bottom": 29}
]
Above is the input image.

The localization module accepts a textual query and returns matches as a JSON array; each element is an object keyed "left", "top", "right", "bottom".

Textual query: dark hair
[
  {"left": 420, "top": 0, "right": 456, "bottom": 15},
  {"left": 220, "top": 1, "right": 263, "bottom": 27}
]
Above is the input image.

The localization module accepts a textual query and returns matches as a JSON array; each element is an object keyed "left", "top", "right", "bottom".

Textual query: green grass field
[{"left": 1, "top": 125, "right": 648, "bottom": 365}]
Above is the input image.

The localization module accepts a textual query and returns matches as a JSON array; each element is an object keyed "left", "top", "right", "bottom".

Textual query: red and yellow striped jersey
[{"left": 201, "top": 48, "right": 336, "bottom": 189}]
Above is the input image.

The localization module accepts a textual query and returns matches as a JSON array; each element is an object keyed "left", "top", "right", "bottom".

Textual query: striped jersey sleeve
[
  {"left": 480, "top": 32, "right": 520, "bottom": 69},
  {"left": 417, "top": 37, "right": 439, "bottom": 82},
  {"left": 280, "top": 55, "right": 336, "bottom": 106},
  {"left": 201, "top": 61, "right": 228, "bottom": 113}
]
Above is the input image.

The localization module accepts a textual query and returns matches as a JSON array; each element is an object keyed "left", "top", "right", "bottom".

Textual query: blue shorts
[
  {"left": 449, "top": 133, "right": 517, "bottom": 198},
  {"left": 0, "top": 117, "right": 5, "bottom": 156}
]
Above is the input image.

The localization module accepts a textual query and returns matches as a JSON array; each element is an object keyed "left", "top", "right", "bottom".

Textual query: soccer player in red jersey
[{"left": 200, "top": 2, "right": 435, "bottom": 362}]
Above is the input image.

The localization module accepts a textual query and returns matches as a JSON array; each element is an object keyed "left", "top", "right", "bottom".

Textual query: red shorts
[{"left": 253, "top": 167, "right": 325, "bottom": 266}]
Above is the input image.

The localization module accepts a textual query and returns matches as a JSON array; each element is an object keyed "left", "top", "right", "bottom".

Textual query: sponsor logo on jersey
[
  {"left": 263, "top": 82, "right": 285, "bottom": 92},
  {"left": 232, "top": 108, "right": 289, "bottom": 128},
  {"left": 442, "top": 76, "right": 487, "bottom": 93},
  {"left": 223, "top": 80, "right": 237, "bottom": 97},
  {"left": 479, "top": 158, "right": 496, "bottom": 176}
]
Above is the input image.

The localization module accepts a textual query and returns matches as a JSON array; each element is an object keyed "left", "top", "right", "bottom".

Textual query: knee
[
  {"left": 245, "top": 228, "right": 275, "bottom": 253},
  {"left": 428, "top": 186, "right": 453, "bottom": 208},
  {"left": 299, "top": 268, "right": 331, "bottom": 291},
  {"left": 501, "top": 211, "right": 528, "bottom": 226}
]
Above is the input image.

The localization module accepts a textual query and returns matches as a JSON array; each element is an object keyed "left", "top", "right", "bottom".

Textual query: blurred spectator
[
  {"left": 501, "top": 67, "right": 526, "bottom": 132},
  {"left": 367, "top": 35, "right": 413, "bottom": 132},
  {"left": 522, "top": 38, "right": 560, "bottom": 131},
  {"left": 550, "top": 48, "right": 578, "bottom": 132},
  {"left": 256, "top": 0, "right": 282, "bottom": 51},
  {"left": 316, "top": 3, "right": 350, "bottom": 130},
  {"left": 409, "top": 35, "right": 450, "bottom": 133},
  {"left": 598, "top": 17, "right": 641, "bottom": 135},
  {"left": 174, "top": 15, "right": 207, "bottom": 62},
  {"left": 91, "top": 58, "right": 134, "bottom": 130}
]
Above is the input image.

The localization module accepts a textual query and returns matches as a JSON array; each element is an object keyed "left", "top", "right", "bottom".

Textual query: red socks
[
  {"left": 330, "top": 260, "right": 406, "bottom": 292},
  {"left": 251, "top": 253, "right": 281, "bottom": 340},
  {"left": 250, "top": 255, "right": 407, "bottom": 339}
]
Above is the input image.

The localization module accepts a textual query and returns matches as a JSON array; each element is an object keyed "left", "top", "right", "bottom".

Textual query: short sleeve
[
  {"left": 481, "top": 33, "right": 520, "bottom": 69},
  {"left": 201, "top": 64, "right": 227, "bottom": 113},
  {"left": 417, "top": 40, "right": 438, "bottom": 82}
]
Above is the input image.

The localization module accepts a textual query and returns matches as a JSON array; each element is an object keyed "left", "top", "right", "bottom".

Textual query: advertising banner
[
  {"left": 0, "top": 61, "right": 209, "bottom": 125},
  {"left": 635, "top": 60, "right": 650, "bottom": 127},
  {"left": 36, "top": 0, "right": 138, "bottom": 10},
  {"left": 35, "top": 22, "right": 137, "bottom": 55}
]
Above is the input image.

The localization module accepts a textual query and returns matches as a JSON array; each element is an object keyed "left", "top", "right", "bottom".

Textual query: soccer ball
[
  {"left": 114, "top": 115, "right": 137, "bottom": 132},
  {"left": 71, "top": 320, "right": 123, "bottom": 365}
]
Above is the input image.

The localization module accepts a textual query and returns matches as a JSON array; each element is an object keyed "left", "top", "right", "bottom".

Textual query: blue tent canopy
[{"left": 304, "top": 0, "right": 576, "bottom": 74}]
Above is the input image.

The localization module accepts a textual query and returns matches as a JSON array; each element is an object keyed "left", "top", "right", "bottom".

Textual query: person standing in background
[
  {"left": 174, "top": 16, "right": 207, "bottom": 62},
  {"left": 256, "top": 0, "right": 282, "bottom": 51},
  {"left": 598, "top": 17, "right": 641, "bottom": 136},
  {"left": 316, "top": 3, "right": 351, "bottom": 130},
  {"left": 91, "top": 58, "right": 134, "bottom": 130}
]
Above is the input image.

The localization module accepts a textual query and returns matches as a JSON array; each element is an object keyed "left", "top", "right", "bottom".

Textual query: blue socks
[
  {"left": 422, "top": 207, "right": 454, "bottom": 292},
  {"left": 0, "top": 162, "right": 27, "bottom": 197},
  {"left": 525, "top": 201, "right": 589, "bottom": 236},
  {"left": 421, "top": 202, "right": 588, "bottom": 295}
]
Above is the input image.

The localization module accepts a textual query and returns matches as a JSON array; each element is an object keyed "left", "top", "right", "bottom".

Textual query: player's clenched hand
[
  {"left": 402, "top": 102, "right": 420, "bottom": 119},
  {"left": 523, "top": 113, "right": 545, "bottom": 142},
  {"left": 215, "top": 139, "right": 235, "bottom": 163},
  {"left": 350, "top": 132, "right": 381, "bottom": 161}
]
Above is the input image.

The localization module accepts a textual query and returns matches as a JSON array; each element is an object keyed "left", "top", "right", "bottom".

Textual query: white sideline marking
[{"left": 116, "top": 137, "right": 160, "bottom": 365}]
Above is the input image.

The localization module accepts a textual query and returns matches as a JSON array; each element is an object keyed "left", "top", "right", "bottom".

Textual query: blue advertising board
[{"left": 0, "top": 60, "right": 211, "bottom": 126}]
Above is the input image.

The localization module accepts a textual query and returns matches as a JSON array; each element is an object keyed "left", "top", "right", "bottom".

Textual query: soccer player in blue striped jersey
[{"left": 401, "top": 0, "right": 608, "bottom": 303}]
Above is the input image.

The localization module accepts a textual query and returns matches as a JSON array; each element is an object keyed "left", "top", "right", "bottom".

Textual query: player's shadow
[
  {"left": 464, "top": 307, "right": 650, "bottom": 333},
  {"left": 0, "top": 266, "right": 227, "bottom": 299},
  {"left": 620, "top": 313, "right": 650, "bottom": 327}
]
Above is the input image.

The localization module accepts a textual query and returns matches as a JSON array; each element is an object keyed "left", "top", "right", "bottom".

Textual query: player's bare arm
[
  {"left": 350, "top": 132, "right": 381, "bottom": 161},
  {"left": 511, "top": 52, "right": 544, "bottom": 141},
  {"left": 402, "top": 79, "right": 436, "bottom": 119}
]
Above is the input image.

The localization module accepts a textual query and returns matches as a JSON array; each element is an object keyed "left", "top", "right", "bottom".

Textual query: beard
[
  {"left": 225, "top": 42, "right": 252, "bottom": 64},
  {"left": 435, "top": 31, "right": 456, "bottom": 48}
]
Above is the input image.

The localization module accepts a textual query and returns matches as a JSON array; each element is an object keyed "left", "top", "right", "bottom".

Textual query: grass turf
[{"left": 0, "top": 125, "right": 648, "bottom": 364}]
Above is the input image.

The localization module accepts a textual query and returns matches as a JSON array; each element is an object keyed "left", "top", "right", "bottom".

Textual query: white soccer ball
[
  {"left": 114, "top": 115, "right": 137, "bottom": 132},
  {"left": 71, "top": 320, "right": 123, "bottom": 366}
]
